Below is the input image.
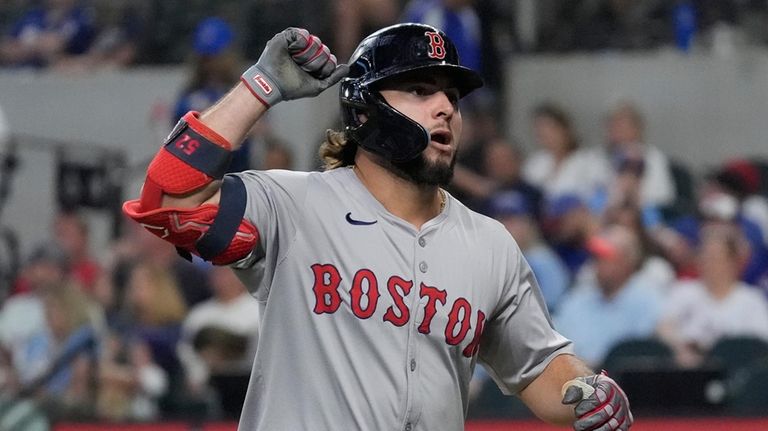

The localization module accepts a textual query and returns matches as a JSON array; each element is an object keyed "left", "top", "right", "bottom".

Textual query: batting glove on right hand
[
  {"left": 561, "top": 371, "right": 633, "bottom": 430},
  {"left": 241, "top": 27, "right": 349, "bottom": 107}
]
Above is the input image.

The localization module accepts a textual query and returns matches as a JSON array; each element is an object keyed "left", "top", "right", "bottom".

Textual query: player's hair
[{"left": 319, "top": 129, "right": 358, "bottom": 170}]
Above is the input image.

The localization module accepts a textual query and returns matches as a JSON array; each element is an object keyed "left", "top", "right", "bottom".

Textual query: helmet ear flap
[{"left": 341, "top": 81, "right": 429, "bottom": 162}]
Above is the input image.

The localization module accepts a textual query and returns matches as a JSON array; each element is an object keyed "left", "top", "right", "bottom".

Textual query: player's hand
[
  {"left": 241, "top": 27, "right": 349, "bottom": 107},
  {"left": 561, "top": 371, "right": 633, "bottom": 430}
]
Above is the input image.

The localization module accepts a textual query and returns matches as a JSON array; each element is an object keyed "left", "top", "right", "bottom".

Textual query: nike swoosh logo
[{"left": 345, "top": 212, "right": 377, "bottom": 226}]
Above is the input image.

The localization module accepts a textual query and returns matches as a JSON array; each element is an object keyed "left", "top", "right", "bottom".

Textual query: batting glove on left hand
[
  {"left": 561, "top": 371, "right": 633, "bottom": 431},
  {"left": 241, "top": 27, "right": 349, "bottom": 107}
]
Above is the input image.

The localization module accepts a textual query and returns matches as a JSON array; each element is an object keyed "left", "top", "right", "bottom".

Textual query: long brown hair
[{"left": 319, "top": 129, "right": 358, "bottom": 170}]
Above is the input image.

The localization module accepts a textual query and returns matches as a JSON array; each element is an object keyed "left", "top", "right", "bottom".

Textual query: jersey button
[
  {"left": 405, "top": 423, "right": 412, "bottom": 431},
  {"left": 410, "top": 359, "right": 416, "bottom": 372},
  {"left": 418, "top": 237, "right": 426, "bottom": 247},
  {"left": 419, "top": 261, "right": 428, "bottom": 273}
]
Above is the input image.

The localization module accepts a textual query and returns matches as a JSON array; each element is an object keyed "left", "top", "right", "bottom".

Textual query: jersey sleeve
[
  {"left": 478, "top": 240, "right": 574, "bottom": 396},
  {"left": 228, "top": 169, "right": 310, "bottom": 297}
]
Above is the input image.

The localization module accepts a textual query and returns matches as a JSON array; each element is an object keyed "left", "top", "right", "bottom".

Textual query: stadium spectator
[
  {"left": 0, "top": 246, "right": 68, "bottom": 386},
  {"left": 656, "top": 225, "right": 768, "bottom": 368},
  {"left": 487, "top": 190, "right": 569, "bottom": 312},
  {"left": 96, "top": 331, "right": 167, "bottom": 421},
  {"left": 55, "top": 0, "right": 146, "bottom": 71},
  {"left": 689, "top": 175, "right": 768, "bottom": 286},
  {"left": 445, "top": 94, "right": 502, "bottom": 205},
  {"left": 260, "top": 138, "right": 294, "bottom": 171},
  {"left": 0, "top": 0, "right": 96, "bottom": 68},
  {"left": 554, "top": 224, "right": 663, "bottom": 368},
  {"left": 452, "top": 137, "right": 541, "bottom": 213},
  {"left": 592, "top": 101, "right": 677, "bottom": 211},
  {"left": 243, "top": 0, "right": 332, "bottom": 62},
  {"left": 177, "top": 266, "right": 260, "bottom": 417},
  {"left": 174, "top": 17, "right": 252, "bottom": 173},
  {"left": 541, "top": 193, "right": 600, "bottom": 277},
  {"left": 333, "top": 0, "right": 399, "bottom": 61},
  {"left": 601, "top": 202, "right": 675, "bottom": 292},
  {"left": 125, "top": 262, "right": 186, "bottom": 382},
  {"left": 53, "top": 210, "right": 102, "bottom": 293},
  {"left": 654, "top": 217, "right": 701, "bottom": 280},
  {"left": 16, "top": 283, "right": 100, "bottom": 420},
  {"left": 109, "top": 219, "right": 212, "bottom": 310},
  {"left": 522, "top": 102, "right": 606, "bottom": 207},
  {"left": 708, "top": 158, "right": 768, "bottom": 244}
]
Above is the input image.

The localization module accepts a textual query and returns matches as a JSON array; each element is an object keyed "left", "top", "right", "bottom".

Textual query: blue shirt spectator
[
  {"left": 553, "top": 224, "right": 663, "bottom": 367},
  {"left": 2, "top": 0, "right": 96, "bottom": 68},
  {"left": 174, "top": 17, "right": 251, "bottom": 172},
  {"left": 526, "top": 244, "right": 570, "bottom": 313},
  {"left": 555, "top": 274, "right": 662, "bottom": 367},
  {"left": 487, "top": 190, "right": 569, "bottom": 311}
]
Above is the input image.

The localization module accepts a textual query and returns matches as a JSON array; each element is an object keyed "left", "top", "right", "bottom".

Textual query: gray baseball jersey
[{"left": 229, "top": 166, "right": 573, "bottom": 431}]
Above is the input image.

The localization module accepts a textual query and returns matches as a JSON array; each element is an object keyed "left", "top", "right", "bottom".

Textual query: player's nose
[{"left": 431, "top": 90, "right": 455, "bottom": 120}]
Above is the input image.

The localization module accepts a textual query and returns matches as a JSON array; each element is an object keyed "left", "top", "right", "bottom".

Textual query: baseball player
[{"left": 124, "top": 23, "right": 633, "bottom": 430}]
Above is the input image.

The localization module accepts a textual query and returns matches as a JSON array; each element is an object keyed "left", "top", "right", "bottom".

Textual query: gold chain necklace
[{"left": 439, "top": 189, "right": 446, "bottom": 212}]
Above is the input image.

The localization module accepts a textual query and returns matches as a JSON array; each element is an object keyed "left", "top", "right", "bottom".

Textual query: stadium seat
[
  {"left": 707, "top": 336, "right": 768, "bottom": 375},
  {"left": 600, "top": 338, "right": 674, "bottom": 374},
  {"left": 466, "top": 378, "right": 534, "bottom": 420},
  {"left": 661, "top": 159, "right": 697, "bottom": 222},
  {"left": 724, "top": 362, "right": 768, "bottom": 415}
]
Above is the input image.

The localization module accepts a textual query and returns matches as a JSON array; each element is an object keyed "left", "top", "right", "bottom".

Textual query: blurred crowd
[
  {"left": 1, "top": 95, "right": 767, "bottom": 423},
  {"left": 454, "top": 98, "right": 768, "bottom": 412},
  {"left": 2, "top": 1, "right": 768, "bottom": 72},
  {"left": 1, "top": 0, "right": 768, "bottom": 426}
]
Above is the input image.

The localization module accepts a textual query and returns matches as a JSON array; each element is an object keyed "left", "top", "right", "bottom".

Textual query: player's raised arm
[{"left": 122, "top": 27, "right": 348, "bottom": 265}]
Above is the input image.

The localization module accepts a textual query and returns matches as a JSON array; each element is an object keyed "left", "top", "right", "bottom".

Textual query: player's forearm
[
  {"left": 198, "top": 82, "right": 268, "bottom": 151},
  {"left": 519, "top": 353, "right": 591, "bottom": 425},
  {"left": 159, "top": 83, "right": 267, "bottom": 208}
]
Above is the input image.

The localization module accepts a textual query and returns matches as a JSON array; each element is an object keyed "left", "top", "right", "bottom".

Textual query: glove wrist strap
[{"left": 241, "top": 64, "right": 283, "bottom": 107}]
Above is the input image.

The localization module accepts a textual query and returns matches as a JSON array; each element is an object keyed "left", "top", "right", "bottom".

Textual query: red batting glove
[{"left": 561, "top": 371, "right": 634, "bottom": 430}]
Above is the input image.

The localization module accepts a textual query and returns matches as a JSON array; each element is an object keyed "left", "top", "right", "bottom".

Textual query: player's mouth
[{"left": 429, "top": 129, "right": 453, "bottom": 151}]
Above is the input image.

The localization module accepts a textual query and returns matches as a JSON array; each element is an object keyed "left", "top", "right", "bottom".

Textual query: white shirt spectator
[
  {"left": 661, "top": 280, "right": 768, "bottom": 349},
  {"left": 178, "top": 292, "right": 261, "bottom": 387},
  {"left": 587, "top": 143, "right": 676, "bottom": 208},
  {"left": 523, "top": 148, "right": 608, "bottom": 202}
]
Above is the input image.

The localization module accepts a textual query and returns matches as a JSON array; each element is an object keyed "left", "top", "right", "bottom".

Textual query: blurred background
[{"left": 1, "top": 0, "right": 768, "bottom": 430}]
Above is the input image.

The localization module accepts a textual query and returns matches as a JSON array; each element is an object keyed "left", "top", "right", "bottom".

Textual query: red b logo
[{"left": 425, "top": 31, "right": 446, "bottom": 60}]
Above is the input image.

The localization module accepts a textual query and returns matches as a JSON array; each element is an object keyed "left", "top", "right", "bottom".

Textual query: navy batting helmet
[{"left": 340, "top": 23, "right": 483, "bottom": 162}]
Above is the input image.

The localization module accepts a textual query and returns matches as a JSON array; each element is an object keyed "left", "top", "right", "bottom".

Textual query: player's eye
[
  {"left": 445, "top": 89, "right": 460, "bottom": 105},
  {"left": 407, "top": 85, "right": 432, "bottom": 96}
]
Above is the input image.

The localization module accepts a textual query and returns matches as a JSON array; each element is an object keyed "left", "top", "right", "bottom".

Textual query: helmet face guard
[{"left": 340, "top": 23, "right": 483, "bottom": 162}]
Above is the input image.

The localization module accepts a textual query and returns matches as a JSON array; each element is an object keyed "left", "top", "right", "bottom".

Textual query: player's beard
[{"left": 386, "top": 151, "right": 457, "bottom": 186}]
